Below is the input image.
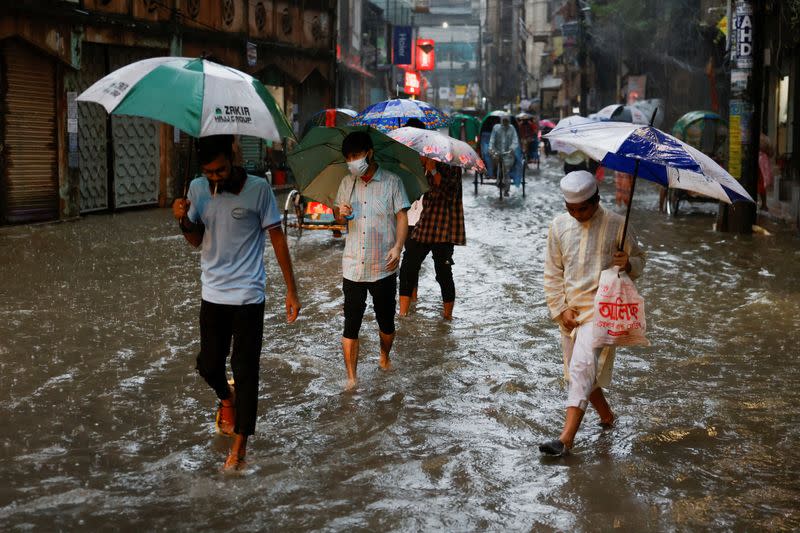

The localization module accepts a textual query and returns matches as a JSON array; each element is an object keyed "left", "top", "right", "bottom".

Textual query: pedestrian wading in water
[
  {"left": 333, "top": 131, "right": 410, "bottom": 390},
  {"left": 172, "top": 134, "right": 301, "bottom": 471},
  {"left": 541, "top": 170, "right": 646, "bottom": 456}
]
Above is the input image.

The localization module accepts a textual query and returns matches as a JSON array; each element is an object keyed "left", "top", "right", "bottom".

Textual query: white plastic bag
[{"left": 592, "top": 267, "right": 650, "bottom": 348}]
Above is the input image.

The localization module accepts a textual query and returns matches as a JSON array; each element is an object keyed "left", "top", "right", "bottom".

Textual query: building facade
[{"left": 0, "top": 0, "right": 336, "bottom": 225}]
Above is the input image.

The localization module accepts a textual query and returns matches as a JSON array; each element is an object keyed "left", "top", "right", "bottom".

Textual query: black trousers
[
  {"left": 399, "top": 238, "right": 456, "bottom": 302},
  {"left": 342, "top": 274, "right": 397, "bottom": 339},
  {"left": 196, "top": 299, "right": 264, "bottom": 436}
]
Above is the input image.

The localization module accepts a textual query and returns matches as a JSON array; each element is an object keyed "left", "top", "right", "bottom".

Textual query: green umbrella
[{"left": 287, "top": 125, "right": 427, "bottom": 208}]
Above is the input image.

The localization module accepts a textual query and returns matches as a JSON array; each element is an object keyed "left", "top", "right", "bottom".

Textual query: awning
[
  {"left": 337, "top": 60, "right": 375, "bottom": 79},
  {"left": 255, "top": 56, "right": 332, "bottom": 84}
]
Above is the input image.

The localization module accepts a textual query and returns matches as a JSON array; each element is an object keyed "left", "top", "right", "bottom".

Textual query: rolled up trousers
[
  {"left": 399, "top": 238, "right": 455, "bottom": 303},
  {"left": 561, "top": 322, "right": 615, "bottom": 411}
]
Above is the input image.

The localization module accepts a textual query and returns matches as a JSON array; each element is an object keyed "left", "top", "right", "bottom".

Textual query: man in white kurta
[{"left": 541, "top": 170, "right": 645, "bottom": 456}]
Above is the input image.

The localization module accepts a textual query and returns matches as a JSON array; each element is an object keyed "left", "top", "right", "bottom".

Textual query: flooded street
[{"left": 2, "top": 158, "right": 799, "bottom": 531}]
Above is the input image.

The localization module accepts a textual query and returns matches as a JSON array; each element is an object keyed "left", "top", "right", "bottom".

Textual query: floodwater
[{"left": 1, "top": 159, "right": 799, "bottom": 531}]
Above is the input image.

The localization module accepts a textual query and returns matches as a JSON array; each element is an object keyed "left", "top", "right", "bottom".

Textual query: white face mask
[{"left": 347, "top": 156, "right": 369, "bottom": 177}]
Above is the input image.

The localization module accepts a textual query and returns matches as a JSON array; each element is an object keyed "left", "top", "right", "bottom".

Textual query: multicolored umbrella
[
  {"left": 388, "top": 127, "right": 485, "bottom": 172},
  {"left": 543, "top": 121, "right": 753, "bottom": 204},
  {"left": 76, "top": 56, "right": 293, "bottom": 141},
  {"left": 350, "top": 99, "right": 450, "bottom": 132},
  {"left": 287, "top": 126, "right": 427, "bottom": 208}
]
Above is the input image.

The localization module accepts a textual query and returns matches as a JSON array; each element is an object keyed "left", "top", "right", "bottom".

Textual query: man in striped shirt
[
  {"left": 334, "top": 132, "right": 410, "bottom": 389},
  {"left": 540, "top": 170, "right": 645, "bottom": 456}
]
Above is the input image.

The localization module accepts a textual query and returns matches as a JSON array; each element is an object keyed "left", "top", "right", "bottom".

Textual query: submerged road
[{"left": 1, "top": 158, "right": 799, "bottom": 530}]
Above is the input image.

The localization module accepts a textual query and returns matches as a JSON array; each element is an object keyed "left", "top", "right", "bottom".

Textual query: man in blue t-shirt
[{"left": 172, "top": 135, "right": 301, "bottom": 471}]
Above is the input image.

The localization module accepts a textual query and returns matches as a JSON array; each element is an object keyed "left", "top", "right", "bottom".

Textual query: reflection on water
[{"left": 1, "top": 159, "right": 799, "bottom": 530}]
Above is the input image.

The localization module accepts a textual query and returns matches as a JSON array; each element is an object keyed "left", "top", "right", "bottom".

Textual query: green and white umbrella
[{"left": 76, "top": 56, "right": 293, "bottom": 141}]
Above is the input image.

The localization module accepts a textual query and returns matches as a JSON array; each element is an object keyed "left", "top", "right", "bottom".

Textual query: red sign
[
  {"left": 404, "top": 71, "right": 421, "bottom": 95},
  {"left": 416, "top": 39, "right": 435, "bottom": 71}
]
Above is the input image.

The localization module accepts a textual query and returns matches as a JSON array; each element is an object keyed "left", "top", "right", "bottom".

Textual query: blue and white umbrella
[
  {"left": 351, "top": 99, "right": 450, "bottom": 132},
  {"left": 543, "top": 121, "right": 754, "bottom": 204}
]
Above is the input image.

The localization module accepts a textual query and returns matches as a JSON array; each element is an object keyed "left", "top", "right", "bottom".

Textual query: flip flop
[
  {"left": 539, "top": 439, "right": 569, "bottom": 456},
  {"left": 214, "top": 381, "right": 236, "bottom": 436}
]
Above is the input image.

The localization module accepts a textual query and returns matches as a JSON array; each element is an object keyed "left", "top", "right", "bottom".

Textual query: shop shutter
[
  {"left": 239, "top": 135, "right": 263, "bottom": 172},
  {"left": 108, "top": 47, "right": 160, "bottom": 209},
  {"left": 3, "top": 40, "right": 58, "bottom": 223},
  {"left": 64, "top": 43, "right": 109, "bottom": 213}
]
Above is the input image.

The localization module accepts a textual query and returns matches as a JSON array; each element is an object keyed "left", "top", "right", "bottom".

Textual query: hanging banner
[
  {"left": 404, "top": 71, "right": 420, "bottom": 95},
  {"left": 416, "top": 39, "right": 435, "bottom": 71},
  {"left": 393, "top": 26, "right": 413, "bottom": 65}
]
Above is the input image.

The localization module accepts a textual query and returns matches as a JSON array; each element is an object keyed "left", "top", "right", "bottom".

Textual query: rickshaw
[
  {"left": 666, "top": 111, "right": 728, "bottom": 215},
  {"left": 282, "top": 190, "right": 346, "bottom": 238},
  {"left": 474, "top": 111, "right": 526, "bottom": 199},
  {"left": 448, "top": 113, "right": 481, "bottom": 150}
]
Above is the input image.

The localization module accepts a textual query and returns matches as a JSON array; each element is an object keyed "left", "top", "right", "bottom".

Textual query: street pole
[
  {"left": 578, "top": 2, "right": 588, "bottom": 117},
  {"left": 717, "top": 0, "right": 762, "bottom": 233}
]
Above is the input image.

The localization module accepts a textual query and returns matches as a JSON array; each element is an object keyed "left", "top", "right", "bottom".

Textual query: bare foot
[
  {"left": 379, "top": 354, "right": 392, "bottom": 371},
  {"left": 222, "top": 451, "right": 245, "bottom": 472},
  {"left": 599, "top": 415, "right": 615, "bottom": 428},
  {"left": 345, "top": 377, "right": 358, "bottom": 391}
]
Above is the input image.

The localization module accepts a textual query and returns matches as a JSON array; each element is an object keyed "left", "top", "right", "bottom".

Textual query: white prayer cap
[{"left": 560, "top": 170, "right": 597, "bottom": 203}]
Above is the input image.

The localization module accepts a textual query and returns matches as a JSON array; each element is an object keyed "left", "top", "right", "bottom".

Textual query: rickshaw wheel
[
  {"left": 474, "top": 172, "right": 479, "bottom": 195},
  {"left": 497, "top": 162, "right": 504, "bottom": 201},
  {"left": 666, "top": 188, "right": 681, "bottom": 216},
  {"left": 522, "top": 164, "right": 526, "bottom": 197}
]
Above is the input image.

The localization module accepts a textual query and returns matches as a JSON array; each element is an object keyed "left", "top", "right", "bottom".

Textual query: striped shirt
[
  {"left": 544, "top": 206, "right": 645, "bottom": 332},
  {"left": 412, "top": 163, "right": 466, "bottom": 245},
  {"left": 336, "top": 167, "right": 410, "bottom": 282}
]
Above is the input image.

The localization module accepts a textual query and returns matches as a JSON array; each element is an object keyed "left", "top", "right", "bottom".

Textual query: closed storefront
[
  {"left": 1, "top": 39, "right": 58, "bottom": 224},
  {"left": 108, "top": 47, "right": 161, "bottom": 209},
  {"left": 65, "top": 42, "right": 109, "bottom": 213}
]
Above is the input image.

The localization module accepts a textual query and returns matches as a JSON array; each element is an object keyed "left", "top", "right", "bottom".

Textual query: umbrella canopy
[
  {"left": 543, "top": 121, "right": 753, "bottom": 204},
  {"left": 549, "top": 115, "right": 594, "bottom": 154},
  {"left": 301, "top": 108, "right": 357, "bottom": 138},
  {"left": 594, "top": 104, "right": 625, "bottom": 121},
  {"left": 516, "top": 112, "right": 534, "bottom": 120},
  {"left": 538, "top": 119, "right": 557, "bottom": 129},
  {"left": 672, "top": 111, "right": 725, "bottom": 139},
  {"left": 350, "top": 99, "right": 450, "bottom": 132},
  {"left": 388, "top": 127, "right": 485, "bottom": 172},
  {"left": 287, "top": 126, "right": 427, "bottom": 208},
  {"left": 76, "top": 57, "right": 293, "bottom": 141}
]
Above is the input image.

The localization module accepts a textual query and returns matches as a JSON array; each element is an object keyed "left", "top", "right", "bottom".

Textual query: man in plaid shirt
[{"left": 399, "top": 157, "right": 465, "bottom": 320}]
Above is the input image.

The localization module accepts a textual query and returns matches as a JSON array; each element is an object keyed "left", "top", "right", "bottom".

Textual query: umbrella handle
[{"left": 618, "top": 108, "right": 659, "bottom": 251}]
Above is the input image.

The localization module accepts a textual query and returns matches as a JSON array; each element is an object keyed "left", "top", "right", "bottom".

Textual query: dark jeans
[
  {"left": 342, "top": 274, "right": 397, "bottom": 339},
  {"left": 196, "top": 299, "right": 264, "bottom": 436},
  {"left": 399, "top": 238, "right": 455, "bottom": 303}
]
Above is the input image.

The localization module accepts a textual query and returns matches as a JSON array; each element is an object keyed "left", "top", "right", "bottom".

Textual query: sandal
[{"left": 214, "top": 382, "right": 236, "bottom": 436}]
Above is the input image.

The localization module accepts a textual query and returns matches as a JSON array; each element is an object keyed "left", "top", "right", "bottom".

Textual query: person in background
[
  {"left": 172, "top": 134, "right": 301, "bottom": 471},
  {"left": 489, "top": 115, "right": 520, "bottom": 196},
  {"left": 334, "top": 131, "right": 410, "bottom": 390},
  {"left": 758, "top": 133, "right": 774, "bottom": 212},
  {"left": 398, "top": 145, "right": 466, "bottom": 320},
  {"left": 541, "top": 170, "right": 645, "bottom": 456}
]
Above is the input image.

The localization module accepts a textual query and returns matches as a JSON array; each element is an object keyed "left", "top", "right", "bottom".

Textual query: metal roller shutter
[{"left": 3, "top": 40, "right": 58, "bottom": 223}]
